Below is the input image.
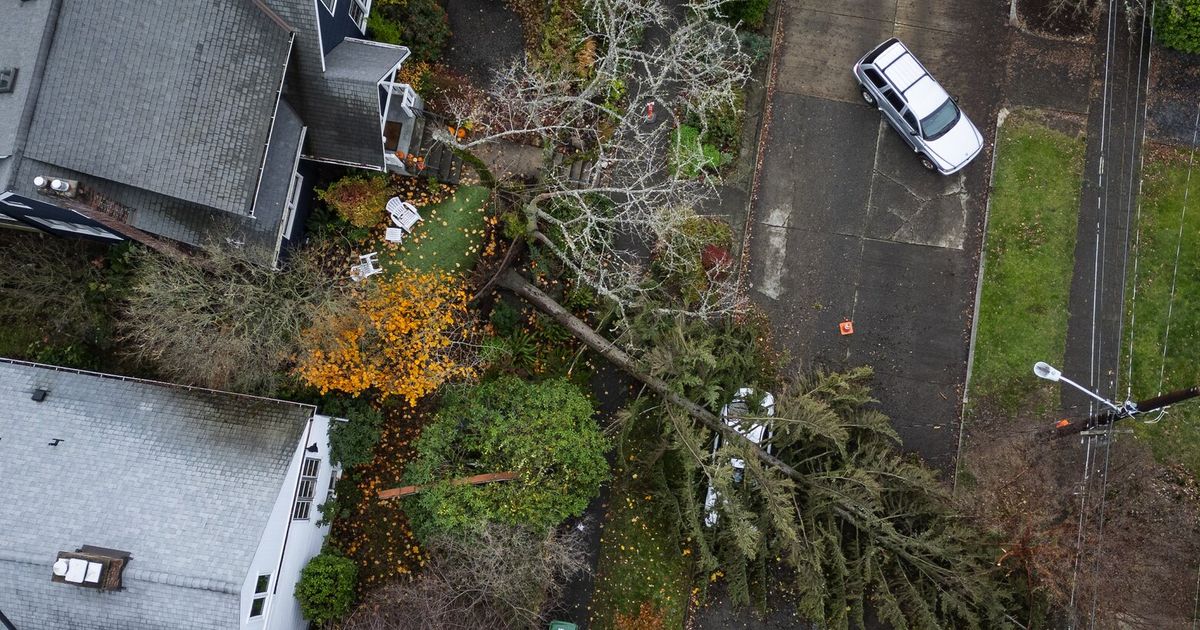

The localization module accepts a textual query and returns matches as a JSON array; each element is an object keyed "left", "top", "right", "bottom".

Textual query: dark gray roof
[
  {"left": 0, "top": 359, "right": 314, "bottom": 630},
  {"left": 267, "top": 0, "right": 409, "bottom": 169},
  {"left": 315, "top": 39, "right": 409, "bottom": 169},
  {"left": 22, "top": 0, "right": 293, "bottom": 216},
  {"left": 12, "top": 157, "right": 285, "bottom": 266},
  {"left": 0, "top": 0, "right": 56, "bottom": 162},
  {"left": 254, "top": 98, "right": 306, "bottom": 258}
]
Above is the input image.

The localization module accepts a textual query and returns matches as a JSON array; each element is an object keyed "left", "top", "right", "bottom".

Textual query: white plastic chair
[
  {"left": 386, "top": 197, "right": 422, "bottom": 233},
  {"left": 350, "top": 252, "right": 383, "bottom": 282}
]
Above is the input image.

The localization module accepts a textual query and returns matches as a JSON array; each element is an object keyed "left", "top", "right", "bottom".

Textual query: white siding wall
[{"left": 238, "top": 414, "right": 336, "bottom": 630}]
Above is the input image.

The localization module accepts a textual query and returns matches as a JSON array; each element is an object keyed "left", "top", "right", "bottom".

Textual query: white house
[{"left": 0, "top": 358, "right": 342, "bottom": 630}]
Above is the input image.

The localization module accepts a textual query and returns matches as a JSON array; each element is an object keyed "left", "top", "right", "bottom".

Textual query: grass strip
[
  {"left": 971, "top": 109, "right": 1086, "bottom": 413},
  {"left": 1122, "top": 146, "right": 1200, "bottom": 474}
]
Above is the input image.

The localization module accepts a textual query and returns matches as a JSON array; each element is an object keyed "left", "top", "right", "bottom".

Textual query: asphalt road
[{"left": 748, "top": 0, "right": 1007, "bottom": 471}]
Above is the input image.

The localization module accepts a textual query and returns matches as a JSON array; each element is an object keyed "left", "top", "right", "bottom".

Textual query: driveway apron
[{"left": 749, "top": 0, "right": 1006, "bottom": 470}]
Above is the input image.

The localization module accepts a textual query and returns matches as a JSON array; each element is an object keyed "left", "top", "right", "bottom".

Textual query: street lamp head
[{"left": 1033, "top": 361, "right": 1062, "bottom": 382}]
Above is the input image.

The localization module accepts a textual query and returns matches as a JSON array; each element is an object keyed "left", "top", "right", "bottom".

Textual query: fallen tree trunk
[
  {"left": 497, "top": 269, "right": 808, "bottom": 484},
  {"left": 378, "top": 471, "right": 518, "bottom": 501}
]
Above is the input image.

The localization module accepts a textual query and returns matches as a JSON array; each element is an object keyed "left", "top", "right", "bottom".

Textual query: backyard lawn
[
  {"left": 1121, "top": 145, "right": 1200, "bottom": 474},
  {"left": 375, "top": 183, "right": 491, "bottom": 275},
  {"left": 970, "top": 109, "right": 1086, "bottom": 413}
]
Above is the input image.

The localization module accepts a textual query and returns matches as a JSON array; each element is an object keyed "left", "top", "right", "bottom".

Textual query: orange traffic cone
[{"left": 839, "top": 320, "right": 854, "bottom": 335}]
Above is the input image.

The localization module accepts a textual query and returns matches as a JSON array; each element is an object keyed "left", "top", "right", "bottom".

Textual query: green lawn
[
  {"left": 376, "top": 184, "right": 490, "bottom": 275},
  {"left": 1122, "top": 147, "right": 1200, "bottom": 474},
  {"left": 971, "top": 109, "right": 1086, "bottom": 413}
]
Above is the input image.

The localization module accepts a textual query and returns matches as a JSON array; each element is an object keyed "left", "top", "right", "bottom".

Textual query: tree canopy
[{"left": 403, "top": 376, "right": 609, "bottom": 537}]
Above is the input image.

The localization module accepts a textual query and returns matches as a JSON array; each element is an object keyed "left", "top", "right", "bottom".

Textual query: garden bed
[{"left": 326, "top": 400, "right": 429, "bottom": 590}]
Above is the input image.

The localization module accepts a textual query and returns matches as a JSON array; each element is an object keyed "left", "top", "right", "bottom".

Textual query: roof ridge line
[{"left": 0, "top": 358, "right": 316, "bottom": 415}]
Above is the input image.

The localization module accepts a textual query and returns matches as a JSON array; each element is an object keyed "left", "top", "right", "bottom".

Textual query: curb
[
  {"left": 952, "top": 105, "right": 1009, "bottom": 493},
  {"left": 733, "top": 0, "right": 786, "bottom": 292}
]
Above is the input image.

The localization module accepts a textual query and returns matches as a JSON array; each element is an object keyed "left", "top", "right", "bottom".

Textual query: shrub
[
  {"left": 369, "top": 0, "right": 451, "bottom": 62},
  {"left": 295, "top": 552, "right": 358, "bottom": 626},
  {"left": 671, "top": 125, "right": 722, "bottom": 178},
  {"left": 316, "top": 175, "right": 391, "bottom": 228},
  {"left": 739, "top": 31, "right": 772, "bottom": 63},
  {"left": 403, "top": 377, "right": 609, "bottom": 537},
  {"left": 1156, "top": 0, "right": 1200, "bottom": 53},
  {"left": 724, "top": 0, "right": 771, "bottom": 29},
  {"left": 322, "top": 395, "right": 385, "bottom": 469}
]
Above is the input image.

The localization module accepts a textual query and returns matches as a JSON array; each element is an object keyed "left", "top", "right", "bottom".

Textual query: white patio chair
[
  {"left": 350, "top": 252, "right": 383, "bottom": 282},
  {"left": 384, "top": 227, "right": 406, "bottom": 243},
  {"left": 386, "top": 197, "right": 422, "bottom": 233}
]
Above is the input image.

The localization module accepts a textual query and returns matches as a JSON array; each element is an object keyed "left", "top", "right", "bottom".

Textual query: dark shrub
[
  {"left": 295, "top": 552, "right": 358, "bottom": 625},
  {"left": 1156, "top": 0, "right": 1200, "bottom": 53}
]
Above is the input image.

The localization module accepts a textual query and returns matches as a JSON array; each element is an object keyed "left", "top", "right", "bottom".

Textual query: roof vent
[
  {"left": 52, "top": 547, "right": 131, "bottom": 591},
  {"left": 32, "top": 388, "right": 48, "bottom": 402},
  {"left": 0, "top": 68, "right": 17, "bottom": 94},
  {"left": 33, "top": 175, "right": 49, "bottom": 189}
]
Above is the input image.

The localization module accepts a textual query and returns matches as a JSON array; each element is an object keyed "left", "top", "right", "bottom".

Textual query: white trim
[
  {"left": 0, "top": 191, "right": 33, "bottom": 211},
  {"left": 25, "top": 215, "right": 123, "bottom": 240},
  {"left": 312, "top": 0, "right": 327, "bottom": 72},
  {"left": 300, "top": 153, "right": 384, "bottom": 171},
  {"left": 349, "top": 0, "right": 371, "bottom": 32},
  {"left": 319, "top": 0, "right": 336, "bottom": 12},
  {"left": 250, "top": 33, "right": 296, "bottom": 220}
]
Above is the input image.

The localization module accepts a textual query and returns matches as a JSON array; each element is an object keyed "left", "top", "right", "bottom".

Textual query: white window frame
[
  {"left": 25, "top": 215, "right": 122, "bottom": 240},
  {"left": 293, "top": 457, "right": 321, "bottom": 521},
  {"left": 249, "top": 574, "right": 271, "bottom": 618},
  {"left": 0, "top": 211, "right": 19, "bottom": 223},
  {"left": 349, "top": 0, "right": 371, "bottom": 32},
  {"left": 320, "top": 0, "right": 336, "bottom": 12},
  {"left": 327, "top": 467, "right": 339, "bottom": 502}
]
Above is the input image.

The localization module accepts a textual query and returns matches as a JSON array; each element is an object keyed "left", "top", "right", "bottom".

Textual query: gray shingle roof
[
  {"left": 0, "top": 0, "right": 56, "bottom": 161},
  {"left": 22, "top": 0, "right": 293, "bottom": 216},
  {"left": 266, "top": 0, "right": 409, "bottom": 168},
  {"left": 0, "top": 359, "right": 315, "bottom": 630},
  {"left": 313, "top": 38, "right": 409, "bottom": 169}
]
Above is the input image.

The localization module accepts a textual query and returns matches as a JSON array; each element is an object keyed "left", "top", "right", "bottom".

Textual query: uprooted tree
[
  {"left": 500, "top": 270, "right": 1025, "bottom": 628},
  {"left": 441, "top": 0, "right": 752, "bottom": 318}
]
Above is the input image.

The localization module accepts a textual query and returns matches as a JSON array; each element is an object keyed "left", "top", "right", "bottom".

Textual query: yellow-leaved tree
[{"left": 296, "top": 266, "right": 474, "bottom": 404}]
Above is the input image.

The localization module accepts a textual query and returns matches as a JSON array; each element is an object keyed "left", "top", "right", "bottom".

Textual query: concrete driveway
[{"left": 749, "top": 0, "right": 1006, "bottom": 470}]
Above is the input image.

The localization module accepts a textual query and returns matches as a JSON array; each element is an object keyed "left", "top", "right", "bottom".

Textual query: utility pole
[{"left": 1050, "top": 385, "right": 1200, "bottom": 439}]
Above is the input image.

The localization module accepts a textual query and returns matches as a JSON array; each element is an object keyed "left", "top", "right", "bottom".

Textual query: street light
[
  {"left": 1032, "top": 361, "right": 1122, "bottom": 413},
  {"left": 1034, "top": 361, "right": 1200, "bottom": 438}
]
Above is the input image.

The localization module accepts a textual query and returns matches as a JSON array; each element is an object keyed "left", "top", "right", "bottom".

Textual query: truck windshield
[{"left": 921, "top": 99, "right": 959, "bottom": 140}]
